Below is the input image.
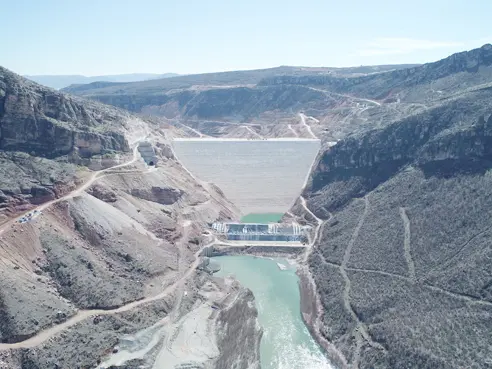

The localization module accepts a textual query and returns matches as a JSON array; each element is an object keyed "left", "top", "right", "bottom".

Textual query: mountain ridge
[
  {"left": 60, "top": 64, "right": 420, "bottom": 96},
  {"left": 24, "top": 72, "right": 180, "bottom": 90}
]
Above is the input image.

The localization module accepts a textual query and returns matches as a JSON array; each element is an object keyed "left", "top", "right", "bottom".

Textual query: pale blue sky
[{"left": 2, "top": 0, "right": 491, "bottom": 75}]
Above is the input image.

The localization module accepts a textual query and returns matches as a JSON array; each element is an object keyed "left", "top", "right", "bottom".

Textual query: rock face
[
  {"left": 0, "top": 151, "right": 79, "bottom": 219},
  {"left": 0, "top": 66, "right": 131, "bottom": 159},
  {"left": 307, "top": 90, "right": 492, "bottom": 214},
  {"left": 130, "top": 186, "right": 184, "bottom": 205},
  {"left": 304, "top": 81, "right": 492, "bottom": 367},
  {"left": 86, "top": 183, "right": 118, "bottom": 202}
]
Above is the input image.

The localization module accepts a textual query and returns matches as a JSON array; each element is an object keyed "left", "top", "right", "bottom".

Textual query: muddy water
[{"left": 214, "top": 255, "right": 333, "bottom": 369}]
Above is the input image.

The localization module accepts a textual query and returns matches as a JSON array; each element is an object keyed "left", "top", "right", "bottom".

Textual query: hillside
[
  {"left": 299, "top": 48, "right": 492, "bottom": 368},
  {"left": 59, "top": 64, "right": 418, "bottom": 130},
  {"left": 61, "top": 64, "right": 418, "bottom": 96},
  {"left": 60, "top": 44, "right": 492, "bottom": 368},
  {"left": 260, "top": 44, "right": 492, "bottom": 103}
]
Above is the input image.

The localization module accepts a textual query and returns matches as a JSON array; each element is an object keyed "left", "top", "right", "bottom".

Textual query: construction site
[{"left": 171, "top": 137, "right": 320, "bottom": 248}]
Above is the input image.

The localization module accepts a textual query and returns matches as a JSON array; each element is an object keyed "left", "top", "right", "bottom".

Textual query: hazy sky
[{"left": 2, "top": 0, "right": 491, "bottom": 76}]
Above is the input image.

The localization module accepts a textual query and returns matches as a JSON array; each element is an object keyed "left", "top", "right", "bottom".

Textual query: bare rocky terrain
[
  {"left": 2, "top": 44, "right": 492, "bottom": 369},
  {"left": 0, "top": 66, "right": 152, "bottom": 222}
]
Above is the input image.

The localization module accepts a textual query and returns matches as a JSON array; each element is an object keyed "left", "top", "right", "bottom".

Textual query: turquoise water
[
  {"left": 214, "top": 256, "right": 333, "bottom": 369},
  {"left": 240, "top": 213, "right": 284, "bottom": 223}
]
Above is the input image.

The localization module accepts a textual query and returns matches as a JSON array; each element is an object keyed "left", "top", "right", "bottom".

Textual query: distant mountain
[
  {"left": 61, "top": 65, "right": 419, "bottom": 96},
  {"left": 24, "top": 73, "right": 179, "bottom": 90}
]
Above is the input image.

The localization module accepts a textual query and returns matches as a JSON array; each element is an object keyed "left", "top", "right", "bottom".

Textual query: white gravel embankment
[{"left": 172, "top": 139, "right": 320, "bottom": 215}]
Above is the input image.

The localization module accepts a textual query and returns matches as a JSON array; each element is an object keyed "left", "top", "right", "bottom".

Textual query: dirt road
[
  {"left": 0, "top": 235, "right": 216, "bottom": 351},
  {"left": 288, "top": 124, "right": 299, "bottom": 137},
  {"left": 0, "top": 137, "right": 147, "bottom": 237},
  {"left": 242, "top": 125, "right": 263, "bottom": 139},
  {"left": 307, "top": 86, "right": 381, "bottom": 107},
  {"left": 299, "top": 113, "right": 317, "bottom": 139},
  {"left": 180, "top": 123, "right": 208, "bottom": 138}
]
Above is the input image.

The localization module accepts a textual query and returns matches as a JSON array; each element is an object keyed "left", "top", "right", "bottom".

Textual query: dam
[
  {"left": 171, "top": 136, "right": 329, "bottom": 368},
  {"left": 171, "top": 138, "right": 320, "bottom": 218}
]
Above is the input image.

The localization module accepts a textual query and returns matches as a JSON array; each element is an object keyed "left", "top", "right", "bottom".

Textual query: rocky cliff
[
  {"left": 307, "top": 87, "right": 492, "bottom": 213},
  {"left": 81, "top": 84, "right": 332, "bottom": 122},
  {"left": 0, "top": 66, "right": 132, "bottom": 159},
  {"left": 0, "top": 128, "right": 240, "bottom": 368},
  {"left": 60, "top": 64, "right": 420, "bottom": 123},
  {"left": 0, "top": 66, "right": 146, "bottom": 216}
]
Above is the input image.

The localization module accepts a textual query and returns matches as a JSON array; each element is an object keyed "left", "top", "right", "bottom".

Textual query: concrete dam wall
[{"left": 172, "top": 138, "right": 320, "bottom": 215}]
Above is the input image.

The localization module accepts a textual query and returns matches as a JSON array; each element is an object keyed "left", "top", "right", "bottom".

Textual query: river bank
[
  {"left": 203, "top": 242, "right": 349, "bottom": 368},
  {"left": 297, "top": 265, "right": 349, "bottom": 369},
  {"left": 201, "top": 245, "right": 306, "bottom": 258},
  {"left": 97, "top": 271, "right": 262, "bottom": 369},
  {"left": 214, "top": 255, "right": 332, "bottom": 369}
]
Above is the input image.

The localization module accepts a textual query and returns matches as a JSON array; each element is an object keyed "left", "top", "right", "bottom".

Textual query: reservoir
[{"left": 214, "top": 255, "right": 333, "bottom": 369}]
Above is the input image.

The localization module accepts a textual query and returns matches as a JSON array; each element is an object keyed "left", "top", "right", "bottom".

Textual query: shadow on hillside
[{"left": 419, "top": 158, "right": 492, "bottom": 179}]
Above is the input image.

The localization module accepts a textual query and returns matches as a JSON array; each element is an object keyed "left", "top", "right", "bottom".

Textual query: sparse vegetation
[{"left": 306, "top": 57, "right": 492, "bottom": 367}]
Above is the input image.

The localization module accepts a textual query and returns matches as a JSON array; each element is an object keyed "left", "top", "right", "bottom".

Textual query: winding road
[
  {"left": 0, "top": 137, "right": 148, "bottom": 237},
  {"left": 0, "top": 238, "right": 214, "bottom": 350},
  {"left": 307, "top": 86, "right": 382, "bottom": 107}
]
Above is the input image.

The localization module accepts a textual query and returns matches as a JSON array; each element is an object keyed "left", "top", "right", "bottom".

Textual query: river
[{"left": 214, "top": 255, "right": 333, "bottom": 369}]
